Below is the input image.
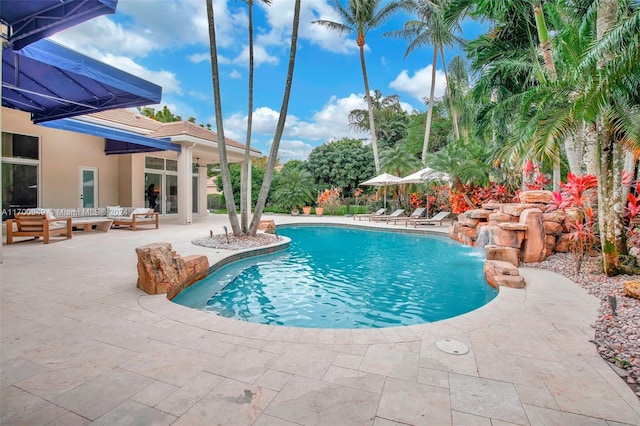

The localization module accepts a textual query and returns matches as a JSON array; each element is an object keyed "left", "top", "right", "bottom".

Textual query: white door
[{"left": 79, "top": 167, "right": 98, "bottom": 209}]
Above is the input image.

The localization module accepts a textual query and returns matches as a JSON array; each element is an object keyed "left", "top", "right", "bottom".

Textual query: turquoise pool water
[{"left": 173, "top": 226, "right": 497, "bottom": 328}]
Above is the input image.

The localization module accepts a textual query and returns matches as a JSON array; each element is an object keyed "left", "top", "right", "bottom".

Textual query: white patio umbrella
[
  {"left": 397, "top": 167, "right": 450, "bottom": 217},
  {"left": 397, "top": 167, "right": 449, "bottom": 184},
  {"left": 360, "top": 173, "right": 402, "bottom": 209}
]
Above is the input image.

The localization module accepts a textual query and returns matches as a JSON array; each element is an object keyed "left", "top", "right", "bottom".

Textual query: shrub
[{"left": 207, "top": 193, "right": 222, "bottom": 210}]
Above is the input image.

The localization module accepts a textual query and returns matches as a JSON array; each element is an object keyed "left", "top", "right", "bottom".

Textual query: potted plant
[
  {"left": 302, "top": 206, "right": 312, "bottom": 215},
  {"left": 272, "top": 168, "right": 315, "bottom": 215}
]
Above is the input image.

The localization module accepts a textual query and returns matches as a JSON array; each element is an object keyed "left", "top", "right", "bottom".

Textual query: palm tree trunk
[
  {"left": 422, "top": 48, "right": 438, "bottom": 164},
  {"left": 564, "top": 123, "right": 584, "bottom": 175},
  {"left": 533, "top": 3, "right": 557, "bottom": 81},
  {"left": 249, "top": 0, "right": 301, "bottom": 234},
  {"left": 206, "top": 0, "right": 241, "bottom": 235},
  {"left": 596, "top": 0, "right": 622, "bottom": 276},
  {"left": 240, "top": 0, "right": 255, "bottom": 234},
  {"left": 584, "top": 123, "right": 598, "bottom": 175},
  {"left": 359, "top": 41, "right": 380, "bottom": 173},
  {"left": 439, "top": 45, "right": 459, "bottom": 141}
]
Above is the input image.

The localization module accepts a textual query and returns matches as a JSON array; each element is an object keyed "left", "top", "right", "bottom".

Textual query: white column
[
  {"left": 199, "top": 166, "right": 207, "bottom": 217},
  {"left": 176, "top": 145, "right": 193, "bottom": 224}
]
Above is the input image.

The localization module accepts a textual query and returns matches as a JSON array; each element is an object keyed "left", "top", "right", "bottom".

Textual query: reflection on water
[{"left": 173, "top": 226, "right": 497, "bottom": 328}]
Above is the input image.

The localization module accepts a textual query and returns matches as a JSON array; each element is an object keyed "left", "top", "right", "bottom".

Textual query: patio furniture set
[
  {"left": 5, "top": 207, "right": 159, "bottom": 244},
  {"left": 354, "top": 208, "right": 454, "bottom": 227}
]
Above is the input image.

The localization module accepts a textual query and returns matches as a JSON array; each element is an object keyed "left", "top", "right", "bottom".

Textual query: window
[{"left": 2, "top": 132, "right": 40, "bottom": 220}]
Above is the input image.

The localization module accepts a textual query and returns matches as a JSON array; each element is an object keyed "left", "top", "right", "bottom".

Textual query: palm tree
[
  {"left": 240, "top": 0, "right": 272, "bottom": 234},
  {"left": 206, "top": 0, "right": 241, "bottom": 235},
  {"left": 248, "top": 0, "right": 301, "bottom": 234},
  {"left": 384, "top": 0, "right": 463, "bottom": 163},
  {"left": 272, "top": 168, "right": 316, "bottom": 212},
  {"left": 313, "top": 0, "right": 408, "bottom": 173},
  {"left": 348, "top": 90, "right": 409, "bottom": 149},
  {"left": 380, "top": 144, "right": 421, "bottom": 177}
]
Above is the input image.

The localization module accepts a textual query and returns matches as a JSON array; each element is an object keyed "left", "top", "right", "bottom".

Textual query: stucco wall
[{"left": 2, "top": 108, "right": 119, "bottom": 208}]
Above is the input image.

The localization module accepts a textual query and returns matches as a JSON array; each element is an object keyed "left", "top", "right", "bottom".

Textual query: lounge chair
[
  {"left": 6, "top": 213, "right": 72, "bottom": 244},
  {"left": 371, "top": 209, "right": 405, "bottom": 223},
  {"left": 407, "top": 211, "right": 454, "bottom": 227},
  {"left": 354, "top": 208, "right": 386, "bottom": 221},
  {"left": 389, "top": 207, "right": 426, "bottom": 225}
]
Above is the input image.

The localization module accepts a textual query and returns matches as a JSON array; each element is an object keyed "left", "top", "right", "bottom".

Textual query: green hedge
[{"left": 207, "top": 193, "right": 222, "bottom": 210}]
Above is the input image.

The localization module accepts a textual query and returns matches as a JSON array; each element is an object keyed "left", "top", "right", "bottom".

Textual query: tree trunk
[
  {"left": 596, "top": 0, "right": 621, "bottom": 276},
  {"left": 584, "top": 123, "right": 598, "bottom": 175},
  {"left": 439, "top": 45, "right": 459, "bottom": 141},
  {"left": 240, "top": 0, "right": 255, "bottom": 234},
  {"left": 206, "top": 0, "right": 241, "bottom": 235},
  {"left": 564, "top": 122, "right": 584, "bottom": 175},
  {"left": 533, "top": 4, "right": 557, "bottom": 81},
  {"left": 553, "top": 158, "right": 561, "bottom": 191},
  {"left": 248, "top": 0, "right": 301, "bottom": 234},
  {"left": 422, "top": 48, "right": 438, "bottom": 164},
  {"left": 359, "top": 38, "right": 380, "bottom": 173}
]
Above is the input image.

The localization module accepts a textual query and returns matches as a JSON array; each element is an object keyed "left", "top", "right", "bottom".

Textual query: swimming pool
[{"left": 173, "top": 225, "right": 497, "bottom": 328}]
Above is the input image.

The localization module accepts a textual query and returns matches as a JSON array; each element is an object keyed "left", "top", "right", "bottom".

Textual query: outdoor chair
[
  {"left": 389, "top": 207, "right": 426, "bottom": 225},
  {"left": 407, "top": 211, "right": 454, "bottom": 227},
  {"left": 354, "top": 208, "right": 386, "bottom": 221},
  {"left": 371, "top": 209, "right": 405, "bottom": 223},
  {"left": 6, "top": 213, "right": 72, "bottom": 244}
]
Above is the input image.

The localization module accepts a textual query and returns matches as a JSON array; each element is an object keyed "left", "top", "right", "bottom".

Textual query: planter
[
  {"left": 315, "top": 207, "right": 324, "bottom": 216},
  {"left": 291, "top": 208, "right": 300, "bottom": 216},
  {"left": 302, "top": 206, "right": 312, "bottom": 215}
]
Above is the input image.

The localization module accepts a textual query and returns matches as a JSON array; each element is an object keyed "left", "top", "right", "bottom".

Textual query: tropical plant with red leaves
[
  {"left": 566, "top": 205, "right": 597, "bottom": 274},
  {"left": 561, "top": 173, "right": 598, "bottom": 207},
  {"left": 521, "top": 160, "right": 550, "bottom": 190}
]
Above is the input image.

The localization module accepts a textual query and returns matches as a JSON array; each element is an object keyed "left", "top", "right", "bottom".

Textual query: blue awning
[
  {"left": 2, "top": 39, "right": 162, "bottom": 123},
  {"left": 38, "top": 118, "right": 181, "bottom": 155},
  {"left": 1, "top": 0, "right": 118, "bottom": 50}
]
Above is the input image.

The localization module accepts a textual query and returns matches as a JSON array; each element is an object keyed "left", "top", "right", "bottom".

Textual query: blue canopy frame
[
  {"left": 38, "top": 118, "right": 181, "bottom": 155},
  {"left": 2, "top": 39, "right": 162, "bottom": 123},
  {"left": 1, "top": 0, "right": 118, "bottom": 50}
]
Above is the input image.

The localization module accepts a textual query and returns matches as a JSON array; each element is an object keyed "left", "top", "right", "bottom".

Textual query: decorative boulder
[
  {"left": 543, "top": 210, "right": 566, "bottom": 223},
  {"left": 543, "top": 221, "right": 564, "bottom": 236},
  {"left": 484, "top": 260, "right": 525, "bottom": 289},
  {"left": 623, "top": 281, "right": 640, "bottom": 300},
  {"left": 555, "top": 233, "right": 572, "bottom": 252},
  {"left": 485, "top": 245, "right": 520, "bottom": 267},
  {"left": 136, "top": 242, "right": 209, "bottom": 297},
  {"left": 519, "top": 190, "right": 554, "bottom": 204},
  {"left": 520, "top": 208, "right": 546, "bottom": 263}
]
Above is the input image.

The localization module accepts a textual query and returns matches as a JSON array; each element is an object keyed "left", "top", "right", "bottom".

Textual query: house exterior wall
[{"left": 2, "top": 108, "right": 119, "bottom": 209}]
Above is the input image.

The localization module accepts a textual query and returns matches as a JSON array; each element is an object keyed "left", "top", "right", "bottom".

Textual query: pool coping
[{"left": 145, "top": 222, "right": 517, "bottom": 345}]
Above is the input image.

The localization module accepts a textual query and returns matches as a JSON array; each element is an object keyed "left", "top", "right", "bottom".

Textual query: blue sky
[{"left": 52, "top": 0, "right": 485, "bottom": 162}]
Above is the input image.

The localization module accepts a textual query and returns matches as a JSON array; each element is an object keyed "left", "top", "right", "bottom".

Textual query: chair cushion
[{"left": 106, "top": 206, "right": 123, "bottom": 218}]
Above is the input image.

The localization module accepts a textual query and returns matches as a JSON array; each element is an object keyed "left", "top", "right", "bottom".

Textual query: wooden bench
[
  {"left": 111, "top": 212, "right": 159, "bottom": 231},
  {"left": 6, "top": 214, "right": 72, "bottom": 244}
]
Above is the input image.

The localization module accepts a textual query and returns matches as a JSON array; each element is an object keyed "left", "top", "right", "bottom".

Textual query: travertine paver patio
[{"left": 1, "top": 214, "right": 639, "bottom": 425}]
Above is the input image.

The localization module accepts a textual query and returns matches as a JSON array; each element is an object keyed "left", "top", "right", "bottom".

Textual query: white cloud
[
  {"left": 389, "top": 66, "right": 447, "bottom": 103},
  {"left": 51, "top": 16, "right": 154, "bottom": 57},
  {"left": 232, "top": 45, "right": 279, "bottom": 67},
  {"left": 271, "top": 139, "right": 315, "bottom": 162},
  {"left": 99, "top": 54, "right": 182, "bottom": 95},
  {"left": 223, "top": 93, "right": 370, "bottom": 160},
  {"left": 188, "top": 53, "right": 210, "bottom": 64},
  {"left": 54, "top": 0, "right": 246, "bottom": 57},
  {"left": 230, "top": 70, "right": 242, "bottom": 79},
  {"left": 258, "top": 0, "right": 358, "bottom": 54}
]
